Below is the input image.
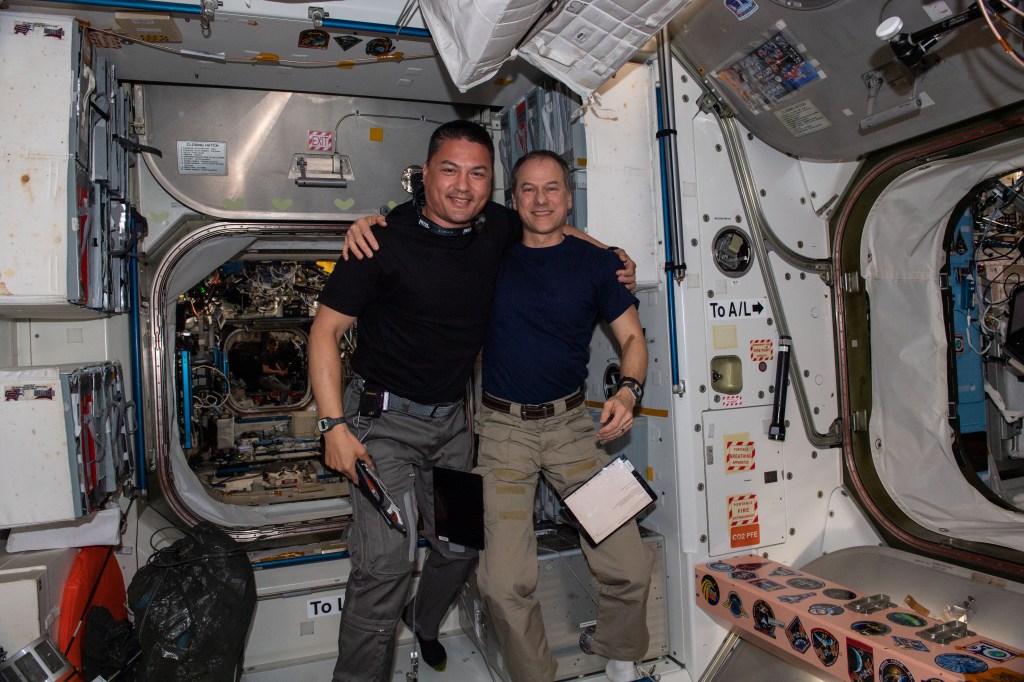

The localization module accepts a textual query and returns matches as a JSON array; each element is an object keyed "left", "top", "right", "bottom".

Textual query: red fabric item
[{"left": 57, "top": 547, "right": 127, "bottom": 671}]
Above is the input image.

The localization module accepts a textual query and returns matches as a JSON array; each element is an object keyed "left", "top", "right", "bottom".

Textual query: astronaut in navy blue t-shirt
[{"left": 475, "top": 150, "right": 652, "bottom": 682}]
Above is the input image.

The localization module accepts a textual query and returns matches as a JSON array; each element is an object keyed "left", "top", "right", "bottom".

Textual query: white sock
[{"left": 605, "top": 658, "right": 636, "bottom": 682}]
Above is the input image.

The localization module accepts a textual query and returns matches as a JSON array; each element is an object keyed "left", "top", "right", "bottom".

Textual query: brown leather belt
[{"left": 482, "top": 389, "right": 585, "bottom": 421}]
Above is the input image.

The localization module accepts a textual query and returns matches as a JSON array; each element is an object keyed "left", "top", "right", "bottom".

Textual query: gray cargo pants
[{"left": 331, "top": 379, "right": 477, "bottom": 682}]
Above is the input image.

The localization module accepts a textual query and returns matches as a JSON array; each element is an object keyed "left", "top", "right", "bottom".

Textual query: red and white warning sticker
[
  {"left": 721, "top": 394, "right": 743, "bottom": 407},
  {"left": 750, "top": 338, "right": 774, "bottom": 362},
  {"left": 724, "top": 436, "right": 755, "bottom": 473},
  {"left": 308, "top": 130, "right": 333, "bottom": 151},
  {"left": 728, "top": 493, "right": 760, "bottom": 548}
]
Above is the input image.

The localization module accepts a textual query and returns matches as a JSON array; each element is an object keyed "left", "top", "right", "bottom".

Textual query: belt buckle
[{"left": 520, "top": 402, "right": 552, "bottom": 420}]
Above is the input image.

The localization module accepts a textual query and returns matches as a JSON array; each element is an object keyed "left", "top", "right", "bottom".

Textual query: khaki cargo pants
[{"left": 475, "top": 401, "right": 653, "bottom": 682}]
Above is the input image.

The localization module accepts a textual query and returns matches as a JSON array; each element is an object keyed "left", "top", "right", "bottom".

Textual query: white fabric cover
[
  {"left": 419, "top": 0, "right": 551, "bottom": 92},
  {"left": 419, "top": 0, "right": 688, "bottom": 97},
  {"left": 517, "top": 0, "right": 688, "bottom": 97},
  {"left": 862, "top": 139, "right": 1024, "bottom": 553}
]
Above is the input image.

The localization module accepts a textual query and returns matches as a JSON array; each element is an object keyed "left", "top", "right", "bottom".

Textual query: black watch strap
[
  {"left": 317, "top": 416, "right": 345, "bottom": 433},
  {"left": 618, "top": 376, "right": 644, "bottom": 403}
]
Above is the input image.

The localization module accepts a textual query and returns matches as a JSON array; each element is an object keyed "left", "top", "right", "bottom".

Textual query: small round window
[{"left": 712, "top": 226, "right": 754, "bottom": 277}]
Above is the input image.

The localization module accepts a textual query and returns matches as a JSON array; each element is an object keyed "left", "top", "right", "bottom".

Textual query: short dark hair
[
  {"left": 426, "top": 120, "right": 495, "bottom": 164},
  {"left": 511, "top": 150, "right": 571, "bottom": 192}
]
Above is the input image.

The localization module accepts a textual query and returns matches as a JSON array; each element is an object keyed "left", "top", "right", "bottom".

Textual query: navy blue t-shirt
[
  {"left": 482, "top": 235, "right": 638, "bottom": 405},
  {"left": 318, "top": 200, "right": 521, "bottom": 404}
]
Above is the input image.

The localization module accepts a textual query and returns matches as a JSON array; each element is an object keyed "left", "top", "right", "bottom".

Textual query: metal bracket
[
  {"left": 861, "top": 70, "right": 884, "bottom": 118},
  {"left": 841, "top": 272, "right": 862, "bottom": 294},
  {"left": 308, "top": 6, "right": 329, "bottom": 29},
  {"left": 847, "top": 593, "right": 896, "bottom": 614},
  {"left": 813, "top": 193, "right": 839, "bottom": 219},
  {"left": 825, "top": 418, "right": 843, "bottom": 446},
  {"left": 859, "top": 66, "right": 925, "bottom": 130},
  {"left": 916, "top": 619, "right": 974, "bottom": 644},
  {"left": 199, "top": 0, "right": 221, "bottom": 34}
]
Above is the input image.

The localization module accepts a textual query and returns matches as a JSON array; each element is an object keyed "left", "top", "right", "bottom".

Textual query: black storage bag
[{"left": 128, "top": 521, "right": 256, "bottom": 681}]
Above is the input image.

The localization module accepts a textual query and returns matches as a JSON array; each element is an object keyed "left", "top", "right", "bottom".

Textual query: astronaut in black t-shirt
[{"left": 311, "top": 121, "right": 509, "bottom": 682}]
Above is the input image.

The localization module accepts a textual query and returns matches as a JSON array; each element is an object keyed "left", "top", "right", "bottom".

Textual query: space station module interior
[{"left": 1, "top": 0, "right": 1024, "bottom": 680}]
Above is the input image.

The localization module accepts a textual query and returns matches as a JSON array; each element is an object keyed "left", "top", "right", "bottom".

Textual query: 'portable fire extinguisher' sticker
[{"left": 728, "top": 493, "right": 760, "bottom": 548}]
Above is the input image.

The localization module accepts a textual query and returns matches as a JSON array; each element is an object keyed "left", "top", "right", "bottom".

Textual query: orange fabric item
[{"left": 57, "top": 547, "right": 127, "bottom": 671}]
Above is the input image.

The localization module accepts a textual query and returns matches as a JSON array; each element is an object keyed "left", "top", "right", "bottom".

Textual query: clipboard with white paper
[{"left": 562, "top": 455, "right": 656, "bottom": 544}]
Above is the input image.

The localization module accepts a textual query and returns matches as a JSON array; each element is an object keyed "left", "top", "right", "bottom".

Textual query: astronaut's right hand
[
  {"left": 323, "top": 426, "right": 371, "bottom": 485},
  {"left": 342, "top": 215, "right": 386, "bottom": 261}
]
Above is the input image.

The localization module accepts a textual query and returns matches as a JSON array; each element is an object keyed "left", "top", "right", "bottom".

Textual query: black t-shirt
[
  {"left": 318, "top": 200, "right": 521, "bottom": 404},
  {"left": 258, "top": 349, "right": 278, "bottom": 370}
]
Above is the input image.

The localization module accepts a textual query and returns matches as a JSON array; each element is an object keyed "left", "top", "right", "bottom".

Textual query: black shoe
[
  {"left": 403, "top": 616, "right": 447, "bottom": 672},
  {"left": 415, "top": 634, "right": 447, "bottom": 672}
]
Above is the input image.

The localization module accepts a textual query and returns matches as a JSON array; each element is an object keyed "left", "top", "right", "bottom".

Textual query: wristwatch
[
  {"left": 617, "top": 376, "right": 645, "bottom": 404},
  {"left": 317, "top": 417, "right": 345, "bottom": 434}
]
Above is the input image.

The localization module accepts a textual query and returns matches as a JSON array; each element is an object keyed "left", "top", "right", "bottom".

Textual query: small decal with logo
[
  {"left": 811, "top": 628, "right": 839, "bottom": 667},
  {"left": 934, "top": 652, "right": 988, "bottom": 674},
  {"left": 891, "top": 636, "right": 929, "bottom": 652},
  {"left": 753, "top": 600, "right": 782, "bottom": 638},
  {"left": 786, "top": 616, "right": 810, "bottom": 654},
  {"left": 847, "top": 638, "right": 874, "bottom": 682},
  {"left": 879, "top": 658, "right": 914, "bottom": 682},
  {"left": 769, "top": 566, "right": 800, "bottom": 577},
  {"left": 808, "top": 603, "right": 845, "bottom": 616},
  {"left": 724, "top": 591, "right": 747, "bottom": 618},
  {"left": 749, "top": 578, "right": 786, "bottom": 592},
  {"left": 958, "top": 640, "right": 1018, "bottom": 662},
  {"left": 734, "top": 562, "right": 766, "bottom": 571},
  {"left": 851, "top": 621, "right": 892, "bottom": 637},
  {"left": 778, "top": 592, "right": 817, "bottom": 604},
  {"left": 788, "top": 577, "right": 826, "bottom": 590},
  {"left": 885, "top": 612, "right": 928, "bottom": 628},
  {"left": 699, "top": 574, "right": 720, "bottom": 606}
]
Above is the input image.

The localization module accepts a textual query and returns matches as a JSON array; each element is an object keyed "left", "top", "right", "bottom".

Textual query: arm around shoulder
[
  {"left": 564, "top": 226, "right": 637, "bottom": 290},
  {"left": 341, "top": 214, "right": 386, "bottom": 261}
]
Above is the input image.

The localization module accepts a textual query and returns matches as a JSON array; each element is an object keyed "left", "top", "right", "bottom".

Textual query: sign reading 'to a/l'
[{"left": 708, "top": 298, "right": 768, "bottom": 320}]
